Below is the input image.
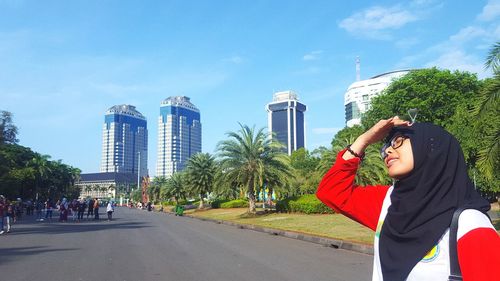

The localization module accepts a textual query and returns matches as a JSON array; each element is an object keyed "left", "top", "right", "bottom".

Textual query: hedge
[
  {"left": 211, "top": 199, "right": 230, "bottom": 208},
  {"left": 276, "top": 194, "right": 334, "bottom": 214},
  {"left": 220, "top": 199, "right": 249, "bottom": 208}
]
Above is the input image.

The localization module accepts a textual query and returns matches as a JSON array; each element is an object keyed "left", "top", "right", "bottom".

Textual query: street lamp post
[{"left": 137, "top": 151, "right": 141, "bottom": 192}]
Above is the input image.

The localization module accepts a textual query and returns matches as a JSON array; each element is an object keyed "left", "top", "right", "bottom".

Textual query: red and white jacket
[{"left": 316, "top": 150, "right": 500, "bottom": 281}]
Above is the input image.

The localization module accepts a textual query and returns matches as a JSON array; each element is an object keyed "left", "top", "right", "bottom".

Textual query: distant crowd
[{"left": 0, "top": 195, "right": 116, "bottom": 235}]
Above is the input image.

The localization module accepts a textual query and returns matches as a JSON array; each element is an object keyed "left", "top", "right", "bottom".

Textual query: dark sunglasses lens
[{"left": 380, "top": 144, "right": 389, "bottom": 159}]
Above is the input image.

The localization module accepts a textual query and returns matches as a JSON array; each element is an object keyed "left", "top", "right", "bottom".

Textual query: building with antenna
[
  {"left": 344, "top": 70, "right": 410, "bottom": 127},
  {"left": 265, "top": 91, "right": 307, "bottom": 155}
]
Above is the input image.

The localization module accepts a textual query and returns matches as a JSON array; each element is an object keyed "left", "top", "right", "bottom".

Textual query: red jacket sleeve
[
  {"left": 316, "top": 149, "right": 390, "bottom": 231},
  {"left": 458, "top": 228, "right": 500, "bottom": 281}
]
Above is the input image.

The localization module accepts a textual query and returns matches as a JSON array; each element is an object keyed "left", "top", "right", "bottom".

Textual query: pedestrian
[
  {"left": 59, "top": 198, "right": 68, "bottom": 222},
  {"left": 35, "top": 200, "right": 44, "bottom": 221},
  {"left": 0, "top": 195, "right": 5, "bottom": 234},
  {"left": 316, "top": 117, "right": 500, "bottom": 281},
  {"left": 87, "top": 198, "right": 94, "bottom": 220},
  {"left": 106, "top": 201, "right": 114, "bottom": 221},
  {"left": 93, "top": 198, "right": 100, "bottom": 220},
  {"left": 71, "top": 199, "right": 79, "bottom": 221},
  {"left": 45, "top": 199, "right": 53, "bottom": 220},
  {"left": 5, "top": 201, "right": 14, "bottom": 233},
  {"left": 77, "top": 199, "right": 86, "bottom": 222}
]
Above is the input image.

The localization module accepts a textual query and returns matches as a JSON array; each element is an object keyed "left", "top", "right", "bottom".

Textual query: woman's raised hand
[
  {"left": 343, "top": 116, "right": 411, "bottom": 160},
  {"left": 360, "top": 116, "right": 411, "bottom": 146}
]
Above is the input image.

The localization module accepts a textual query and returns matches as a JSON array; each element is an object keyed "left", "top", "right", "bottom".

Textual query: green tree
[
  {"left": 288, "top": 148, "right": 320, "bottom": 195},
  {"left": 217, "top": 124, "right": 291, "bottom": 213},
  {"left": 164, "top": 172, "right": 187, "bottom": 205},
  {"left": 185, "top": 153, "right": 217, "bottom": 209},
  {"left": 471, "top": 42, "right": 500, "bottom": 182},
  {"left": 0, "top": 110, "right": 19, "bottom": 144},
  {"left": 27, "top": 153, "right": 52, "bottom": 200},
  {"left": 362, "top": 68, "right": 482, "bottom": 128}
]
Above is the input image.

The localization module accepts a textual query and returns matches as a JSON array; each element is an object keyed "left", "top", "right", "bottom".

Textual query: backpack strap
[{"left": 448, "top": 207, "right": 467, "bottom": 281}]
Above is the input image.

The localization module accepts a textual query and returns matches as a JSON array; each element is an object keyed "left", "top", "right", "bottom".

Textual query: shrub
[
  {"left": 211, "top": 199, "right": 230, "bottom": 208},
  {"left": 276, "top": 194, "right": 334, "bottom": 214},
  {"left": 220, "top": 199, "right": 249, "bottom": 208}
]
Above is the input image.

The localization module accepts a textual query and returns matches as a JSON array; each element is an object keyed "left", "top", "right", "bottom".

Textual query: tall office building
[
  {"left": 156, "top": 96, "right": 201, "bottom": 178},
  {"left": 344, "top": 70, "right": 410, "bottom": 127},
  {"left": 100, "top": 104, "right": 148, "bottom": 178},
  {"left": 266, "top": 91, "right": 307, "bottom": 155}
]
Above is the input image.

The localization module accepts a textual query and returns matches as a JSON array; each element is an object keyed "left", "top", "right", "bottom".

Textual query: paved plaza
[{"left": 0, "top": 207, "right": 372, "bottom": 281}]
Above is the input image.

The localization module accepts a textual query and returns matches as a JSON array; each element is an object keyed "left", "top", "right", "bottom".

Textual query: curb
[{"left": 171, "top": 212, "right": 374, "bottom": 256}]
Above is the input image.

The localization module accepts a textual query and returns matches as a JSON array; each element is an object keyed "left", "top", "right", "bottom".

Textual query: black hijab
[{"left": 379, "top": 123, "right": 490, "bottom": 281}]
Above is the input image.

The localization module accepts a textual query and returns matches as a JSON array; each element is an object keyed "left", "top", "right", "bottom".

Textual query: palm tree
[
  {"left": 185, "top": 153, "right": 217, "bottom": 209},
  {"left": 27, "top": 153, "right": 52, "bottom": 200},
  {"left": 217, "top": 124, "right": 291, "bottom": 213},
  {"left": 473, "top": 42, "right": 500, "bottom": 180},
  {"left": 164, "top": 172, "right": 187, "bottom": 206}
]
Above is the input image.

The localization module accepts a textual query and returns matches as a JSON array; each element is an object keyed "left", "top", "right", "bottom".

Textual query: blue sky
[{"left": 1, "top": 0, "right": 499, "bottom": 176}]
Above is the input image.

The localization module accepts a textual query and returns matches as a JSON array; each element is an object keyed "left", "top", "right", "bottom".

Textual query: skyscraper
[
  {"left": 156, "top": 96, "right": 201, "bottom": 178},
  {"left": 100, "top": 104, "right": 148, "bottom": 179},
  {"left": 344, "top": 70, "right": 410, "bottom": 127},
  {"left": 266, "top": 91, "right": 307, "bottom": 155}
]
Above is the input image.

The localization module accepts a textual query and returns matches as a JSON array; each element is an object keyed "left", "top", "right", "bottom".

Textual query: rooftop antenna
[{"left": 356, "top": 56, "right": 361, "bottom": 81}]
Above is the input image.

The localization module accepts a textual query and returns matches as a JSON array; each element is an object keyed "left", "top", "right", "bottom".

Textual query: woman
[
  {"left": 59, "top": 198, "right": 68, "bottom": 222},
  {"left": 106, "top": 201, "right": 114, "bottom": 221},
  {"left": 316, "top": 117, "right": 500, "bottom": 281}
]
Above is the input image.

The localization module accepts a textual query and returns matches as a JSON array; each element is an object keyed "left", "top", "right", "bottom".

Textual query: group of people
[{"left": 0, "top": 196, "right": 117, "bottom": 234}]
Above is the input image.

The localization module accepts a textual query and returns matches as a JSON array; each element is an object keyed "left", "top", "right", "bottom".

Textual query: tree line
[{"left": 0, "top": 111, "right": 81, "bottom": 201}]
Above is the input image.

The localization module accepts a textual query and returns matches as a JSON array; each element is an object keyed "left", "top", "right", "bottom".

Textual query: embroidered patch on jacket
[{"left": 421, "top": 245, "right": 440, "bottom": 263}]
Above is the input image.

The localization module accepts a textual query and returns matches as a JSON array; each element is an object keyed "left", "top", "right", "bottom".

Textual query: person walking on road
[
  {"left": 317, "top": 117, "right": 500, "bottom": 281},
  {"left": 5, "top": 201, "right": 14, "bottom": 233},
  {"left": 93, "top": 198, "right": 100, "bottom": 220},
  {"left": 106, "top": 201, "right": 114, "bottom": 221},
  {"left": 87, "top": 198, "right": 94, "bottom": 220},
  {"left": 35, "top": 200, "right": 44, "bottom": 221},
  {"left": 0, "top": 195, "right": 5, "bottom": 234},
  {"left": 59, "top": 198, "right": 69, "bottom": 222},
  {"left": 77, "top": 199, "right": 86, "bottom": 222},
  {"left": 45, "top": 199, "right": 53, "bottom": 221}
]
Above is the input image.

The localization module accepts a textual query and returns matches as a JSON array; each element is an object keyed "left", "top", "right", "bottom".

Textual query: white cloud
[
  {"left": 312, "top": 127, "right": 342, "bottom": 135},
  {"left": 477, "top": 0, "right": 500, "bottom": 21},
  {"left": 339, "top": 5, "right": 418, "bottom": 39},
  {"left": 302, "top": 50, "right": 323, "bottom": 61},
  {"left": 424, "top": 50, "right": 492, "bottom": 79},
  {"left": 450, "top": 26, "right": 487, "bottom": 43}
]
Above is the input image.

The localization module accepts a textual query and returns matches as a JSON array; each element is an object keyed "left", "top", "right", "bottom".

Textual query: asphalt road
[{"left": 0, "top": 207, "right": 372, "bottom": 281}]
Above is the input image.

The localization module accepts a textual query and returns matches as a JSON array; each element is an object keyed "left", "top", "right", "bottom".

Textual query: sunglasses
[{"left": 380, "top": 135, "right": 409, "bottom": 159}]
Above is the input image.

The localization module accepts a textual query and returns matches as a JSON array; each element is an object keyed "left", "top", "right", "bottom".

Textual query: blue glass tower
[
  {"left": 156, "top": 96, "right": 201, "bottom": 178},
  {"left": 266, "top": 91, "right": 307, "bottom": 155},
  {"left": 100, "top": 105, "right": 148, "bottom": 178}
]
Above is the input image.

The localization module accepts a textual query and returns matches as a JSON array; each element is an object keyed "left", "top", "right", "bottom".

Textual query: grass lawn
[{"left": 184, "top": 208, "right": 375, "bottom": 245}]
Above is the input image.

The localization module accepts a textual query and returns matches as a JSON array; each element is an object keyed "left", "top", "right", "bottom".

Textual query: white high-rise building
[
  {"left": 100, "top": 104, "right": 148, "bottom": 178},
  {"left": 156, "top": 96, "right": 201, "bottom": 178},
  {"left": 344, "top": 70, "right": 410, "bottom": 127},
  {"left": 265, "top": 91, "right": 307, "bottom": 155}
]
